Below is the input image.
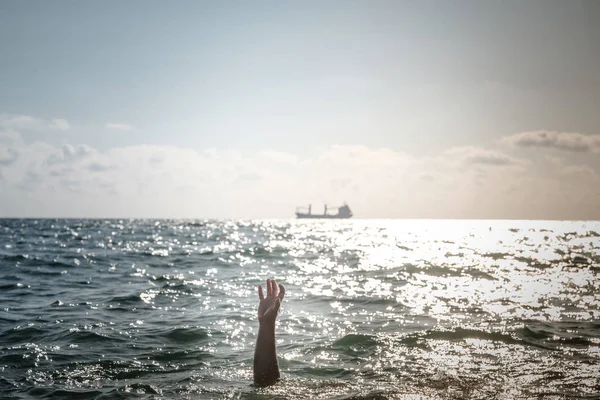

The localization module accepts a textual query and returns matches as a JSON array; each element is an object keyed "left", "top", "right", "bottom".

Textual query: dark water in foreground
[{"left": 0, "top": 219, "right": 599, "bottom": 399}]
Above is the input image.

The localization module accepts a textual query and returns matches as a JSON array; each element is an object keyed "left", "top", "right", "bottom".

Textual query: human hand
[{"left": 257, "top": 279, "right": 285, "bottom": 325}]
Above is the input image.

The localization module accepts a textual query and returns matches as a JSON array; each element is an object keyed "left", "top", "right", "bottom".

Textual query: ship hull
[{"left": 296, "top": 213, "right": 352, "bottom": 219}]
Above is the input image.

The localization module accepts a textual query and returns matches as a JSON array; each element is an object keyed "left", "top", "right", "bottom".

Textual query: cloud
[
  {"left": 106, "top": 122, "right": 136, "bottom": 131},
  {"left": 0, "top": 148, "right": 18, "bottom": 166},
  {"left": 0, "top": 132, "right": 23, "bottom": 171},
  {"left": 561, "top": 164, "right": 599, "bottom": 179},
  {"left": 0, "top": 131, "right": 22, "bottom": 144},
  {"left": 1, "top": 114, "right": 71, "bottom": 132},
  {"left": 504, "top": 131, "right": 600, "bottom": 153},
  {"left": 257, "top": 150, "right": 299, "bottom": 165},
  {"left": 62, "top": 144, "right": 96, "bottom": 158},
  {"left": 444, "top": 146, "right": 525, "bottom": 167},
  {"left": 52, "top": 118, "right": 70, "bottom": 131},
  {"left": 319, "top": 145, "right": 412, "bottom": 167},
  {"left": 0, "top": 118, "right": 599, "bottom": 218},
  {"left": 45, "top": 144, "right": 97, "bottom": 166},
  {"left": 0, "top": 114, "right": 36, "bottom": 129},
  {"left": 87, "top": 162, "right": 113, "bottom": 172}
]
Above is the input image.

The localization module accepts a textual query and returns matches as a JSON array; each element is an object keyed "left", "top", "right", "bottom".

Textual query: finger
[
  {"left": 278, "top": 284, "right": 285, "bottom": 300},
  {"left": 266, "top": 279, "right": 272, "bottom": 297},
  {"left": 258, "top": 285, "right": 264, "bottom": 301},
  {"left": 271, "top": 279, "right": 278, "bottom": 298}
]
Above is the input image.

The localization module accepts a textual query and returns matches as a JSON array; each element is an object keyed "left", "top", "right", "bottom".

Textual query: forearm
[{"left": 253, "top": 321, "right": 280, "bottom": 386}]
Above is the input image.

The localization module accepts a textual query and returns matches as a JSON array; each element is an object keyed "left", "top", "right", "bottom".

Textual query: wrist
[{"left": 258, "top": 319, "right": 276, "bottom": 330}]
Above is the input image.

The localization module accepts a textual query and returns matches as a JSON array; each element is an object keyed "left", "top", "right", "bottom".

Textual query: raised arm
[{"left": 253, "top": 279, "right": 285, "bottom": 386}]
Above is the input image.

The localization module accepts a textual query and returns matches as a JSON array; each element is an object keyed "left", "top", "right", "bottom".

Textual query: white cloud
[
  {"left": 561, "top": 164, "right": 599, "bottom": 180},
  {"left": 1, "top": 121, "right": 599, "bottom": 219},
  {"left": 0, "top": 147, "right": 18, "bottom": 166},
  {"left": 0, "top": 131, "right": 22, "bottom": 144},
  {"left": 106, "top": 122, "right": 137, "bottom": 131},
  {"left": 444, "top": 146, "right": 526, "bottom": 167},
  {"left": 1, "top": 114, "right": 71, "bottom": 132},
  {"left": 62, "top": 143, "right": 96, "bottom": 158},
  {"left": 52, "top": 118, "right": 70, "bottom": 131},
  {"left": 504, "top": 131, "right": 600, "bottom": 153},
  {"left": 0, "top": 114, "right": 36, "bottom": 129}
]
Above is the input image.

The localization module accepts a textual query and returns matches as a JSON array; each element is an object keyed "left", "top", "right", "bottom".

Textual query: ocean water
[{"left": 0, "top": 219, "right": 599, "bottom": 400}]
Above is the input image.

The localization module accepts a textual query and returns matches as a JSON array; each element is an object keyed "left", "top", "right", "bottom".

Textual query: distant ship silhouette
[{"left": 295, "top": 203, "right": 353, "bottom": 219}]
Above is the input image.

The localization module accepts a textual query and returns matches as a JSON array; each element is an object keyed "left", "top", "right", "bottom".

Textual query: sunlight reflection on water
[{"left": 0, "top": 219, "right": 599, "bottom": 398}]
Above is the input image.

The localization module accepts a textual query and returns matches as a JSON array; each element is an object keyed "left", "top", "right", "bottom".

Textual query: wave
[
  {"left": 163, "top": 327, "right": 210, "bottom": 343},
  {"left": 1, "top": 326, "right": 48, "bottom": 343},
  {"left": 0, "top": 283, "right": 27, "bottom": 290},
  {"left": 108, "top": 294, "right": 141, "bottom": 305},
  {"left": 1, "top": 219, "right": 599, "bottom": 399},
  {"left": 27, "top": 388, "right": 105, "bottom": 399},
  {"left": 334, "top": 333, "right": 378, "bottom": 348},
  {"left": 521, "top": 321, "right": 599, "bottom": 349},
  {"left": 67, "top": 330, "right": 127, "bottom": 344},
  {"left": 332, "top": 328, "right": 538, "bottom": 352},
  {"left": 1, "top": 255, "right": 75, "bottom": 269}
]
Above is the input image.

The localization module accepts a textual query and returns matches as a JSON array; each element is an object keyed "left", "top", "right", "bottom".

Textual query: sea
[{"left": 0, "top": 219, "right": 599, "bottom": 399}]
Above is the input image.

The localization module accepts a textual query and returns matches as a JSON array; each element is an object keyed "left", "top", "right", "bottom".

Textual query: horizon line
[{"left": 1, "top": 217, "right": 599, "bottom": 222}]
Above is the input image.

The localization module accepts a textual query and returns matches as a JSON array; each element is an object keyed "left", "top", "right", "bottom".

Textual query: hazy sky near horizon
[{"left": 1, "top": 0, "right": 599, "bottom": 219}]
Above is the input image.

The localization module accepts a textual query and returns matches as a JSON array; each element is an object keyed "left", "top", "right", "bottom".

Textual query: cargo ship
[{"left": 295, "top": 203, "right": 353, "bottom": 219}]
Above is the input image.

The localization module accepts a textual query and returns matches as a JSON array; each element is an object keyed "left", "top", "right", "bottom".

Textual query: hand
[{"left": 257, "top": 279, "right": 285, "bottom": 324}]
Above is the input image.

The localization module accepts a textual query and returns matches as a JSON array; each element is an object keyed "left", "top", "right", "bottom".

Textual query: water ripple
[{"left": 0, "top": 219, "right": 599, "bottom": 399}]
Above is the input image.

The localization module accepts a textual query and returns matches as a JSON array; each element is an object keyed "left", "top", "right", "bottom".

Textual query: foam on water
[{"left": 0, "top": 219, "right": 599, "bottom": 399}]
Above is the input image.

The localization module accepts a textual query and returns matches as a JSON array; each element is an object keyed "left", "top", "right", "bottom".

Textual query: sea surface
[{"left": 0, "top": 219, "right": 599, "bottom": 399}]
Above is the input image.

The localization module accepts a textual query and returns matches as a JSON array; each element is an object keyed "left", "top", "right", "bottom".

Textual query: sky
[{"left": 1, "top": 0, "right": 599, "bottom": 219}]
